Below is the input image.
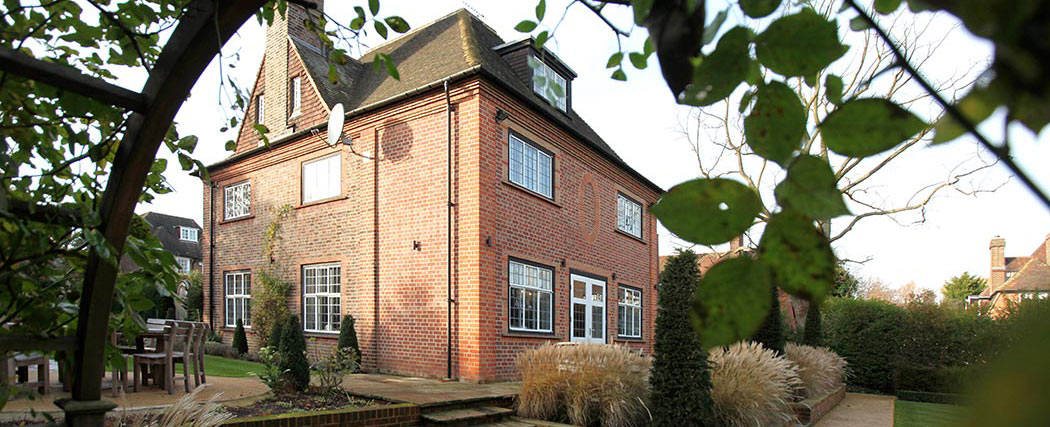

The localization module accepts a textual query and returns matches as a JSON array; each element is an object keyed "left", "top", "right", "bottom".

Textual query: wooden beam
[
  {"left": 68, "top": 2, "right": 267, "bottom": 424},
  {"left": 0, "top": 48, "right": 148, "bottom": 113},
  {"left": 0, "top": 336, "right": 76, "bottom": 352}
]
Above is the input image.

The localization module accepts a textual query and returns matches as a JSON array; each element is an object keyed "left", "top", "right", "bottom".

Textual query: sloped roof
[
  {"left": 1005, "top": 256, "right": 1029, "bottom": 272},
  {"left": 142, "top": 212, "right": 202, "bottom": 260},
  {"left": 214, "top": 9, "right": 660, "bottom": 193}
]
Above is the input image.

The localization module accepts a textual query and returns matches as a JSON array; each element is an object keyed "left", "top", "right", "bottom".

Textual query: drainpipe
[
  {"left": 445, "top": 80, "right": 455, "bottom": 380},
  {"left": 208, "top": 182, "right": 217, "bottom": 327}
]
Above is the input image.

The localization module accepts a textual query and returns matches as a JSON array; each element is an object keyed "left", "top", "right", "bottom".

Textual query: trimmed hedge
[
  {"left": 823, "top": 298, "right": 904, "bottom": 393},
  {"left": 895, "top": 390, "right": 965, "bottom": 405}
]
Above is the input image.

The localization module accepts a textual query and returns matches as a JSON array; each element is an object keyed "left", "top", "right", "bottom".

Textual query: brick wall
[
  {"left": 221, "top": 403, "right": 419, "bottom": 427},
  {"left": 205, "top": 72, "right": 659, "bottom": 382}
]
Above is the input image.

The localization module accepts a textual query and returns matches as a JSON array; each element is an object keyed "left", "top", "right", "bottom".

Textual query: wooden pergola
[{"left": 0, "top": 1, "right": 267, "bottom": 425}]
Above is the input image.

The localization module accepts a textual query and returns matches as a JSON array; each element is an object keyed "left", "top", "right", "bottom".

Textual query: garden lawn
[
  {"left": 894, "top": 400, "right": 967, "bottom": 427},
  {"left": 114, "top": 355, "right": 263, "bottom": 378}
]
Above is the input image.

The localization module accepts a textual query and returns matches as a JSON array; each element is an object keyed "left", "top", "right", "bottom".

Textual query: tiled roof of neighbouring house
[{"left": 142, "top": 212, "right": 202, "bottom": 260}]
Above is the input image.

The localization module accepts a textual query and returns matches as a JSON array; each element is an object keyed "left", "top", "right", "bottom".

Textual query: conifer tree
[
  {"left": 338, "top": 315, "right": 360, "bottom": 360},
  {"left": 267, "top": 314, "right": 285, "bottom": 349},
  {"left": 278, "top": 315, "right": 310, "bottom": 392},
  {"left": 232, "top": 318, "right": 249, "bottom": 355},
  {"left": 803, "top": 301, "right": 823, "bottom": 346},
  {"left": 752, "top": 284, "right": 786, "bottom": 354}
]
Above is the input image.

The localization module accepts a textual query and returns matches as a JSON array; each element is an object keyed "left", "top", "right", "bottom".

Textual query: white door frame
[{"left": 570, "top": 274, "right": 607, "bottom": 344}]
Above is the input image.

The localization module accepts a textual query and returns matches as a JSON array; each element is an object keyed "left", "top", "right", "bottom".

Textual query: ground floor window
[
  {"left": 224, "top": 271, "right": 251, "bottom": 327},
  {"left": 303, "top": 263, "right": 341, "bottom": 333},
  {"left": 618, "top": 286, "right": 642, "bottom": 338},
  {"left": 508, "top": 259, "right": 553, "bottom": 333}
]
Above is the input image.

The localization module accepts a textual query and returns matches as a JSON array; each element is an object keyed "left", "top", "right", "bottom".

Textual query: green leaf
[
  {"left": 692, "top": 257, "right": 772, "bottom": 350},
  {"left": 739, "top": 89, "right": 756, "bottom": 113},
  {"left": 849, "top": 16, "right": 870, "bottom": 31},
  {"left": 820, "top": 98, "right": 927, "bottom": 157},
  {"left": 373, "top": 20, "right": 388, "bottom": 39},
  {"left": 632, "top": 0, "right": 655, "bottom": 25},
  {"left": 384, "top": 16, "right": 410, "bottom": 33},
  {"left": 755, "top": 9, "right": 847, "bottom": 77},
  {"left": 611, "top": 68, "right": 627, "bottom": 81},
  {"left": 225, "top": 140, "right": 237, "bottom": 151},
  {"left": 514, "top": 20, "right": 537, "bottom": 33},
  {"left": 825, "top": 74, "right": 844, "bottom": 105},
  {"left": 702, "top": 8, "right": 729, "bottom": 45},
  {"left": 368, "top": 0, "right": 379, "bottom": 15},
  {"left": 535, "top": 0, "right": 546, "bottom": 20},
  {"left": 533, "top": 31, "right": 549, "bottom": 50},
  {"left": 606, "top": 52, "right": 624, "bottom": 69},
  {"left": 177, "top": 153, "right": 194, "bottom": 171},
  {"left": 874, "top": 0, "right": 902, "bottom": 14},
  {"left": 177, "top": 135, "right": 198, "bottom": 152},
  {"left": 380, "top": 53, "right": 399, "bottom": 80},
  {"left": 744, "top": 81, "right": 806, "bottom": 165},
  {"left": 150, "top": 158, "right": 167, "bottom": 174},
  {"left": 775, "top": 155, "right": 850, "bottom": 219},
  {"left": 757, "top": 211, "right": 836, "bottom": 300},
  {"left": 629, "top": 52, "right": 648, "bottom": 69},
  {"left": 739, "top": 0, "right": 781, "bottom": 18},
  {"left": 933, "top": 82, "right": 1004, "bottom": 144},
  {"left": 682, "top": 26, "right": 752, "bottom": 107},
  {"left": 651, "top": 178, "right": 762, "bottom": 245}
]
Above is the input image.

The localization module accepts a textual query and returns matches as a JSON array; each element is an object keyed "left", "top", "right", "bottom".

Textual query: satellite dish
[{"left": 326, "top": 103, "right": 345, "bottom": 147}]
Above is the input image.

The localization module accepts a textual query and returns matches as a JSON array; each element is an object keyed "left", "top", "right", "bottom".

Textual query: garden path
[
  {"left": 341, "top": 373, "right": 520, "bottom": 406},
  {"left": 814, "top": 393, "right": 895, "bottom": 427}
]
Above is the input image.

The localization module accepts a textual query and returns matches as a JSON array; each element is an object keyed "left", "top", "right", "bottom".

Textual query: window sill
[
  {"left": 304, "top": 331, "right": 339, "bottom": 339},
  {"left": 503, "top": 330, "right": 560, "bottom": 340},
  {"left": 502, "top": 180, "right": 560, "bottom": 208},
  {"left": 615, "top": 229, "right": 646, "bottom": 244},
  {"left": 296, "top": 195, "right": 348, "bottom": 210},
  {"left": 221, "top": 326, "right": 252, "bottom": 332},
  {"left": 220, "top": 215, "right": 254, "bottom": 225},
  {"left": 614, "top": 336, "right": 645, "bottom": 343},
  {"left": 289, "top": 111, "right": 302, "bottom": 121}
]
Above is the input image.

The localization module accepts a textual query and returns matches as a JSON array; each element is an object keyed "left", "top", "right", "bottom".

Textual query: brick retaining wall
[{"left": 222, "top": 403, "right": 420, "bottom": 427}]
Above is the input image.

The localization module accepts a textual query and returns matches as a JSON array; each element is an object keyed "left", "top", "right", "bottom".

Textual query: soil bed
[{"left": 223, "top": 387, "right": 386, "bottom": 418}]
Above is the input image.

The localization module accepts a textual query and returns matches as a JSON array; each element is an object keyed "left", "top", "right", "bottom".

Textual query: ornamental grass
[
  {"left": 785, "top": 342, "right": 848, "bottom": 399},
  {"left": 708, "top": 341, "right": 802, "bottom": 427}
]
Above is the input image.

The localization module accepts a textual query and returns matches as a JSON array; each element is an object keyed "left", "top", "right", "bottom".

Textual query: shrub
[
  {"left": 803, "top": 301, "right": 823, "bottom": 346},
  {"left": 314, "top": 347, "right": 359, "bottom": 396},
  {"left": 784, "top": 343, "right": 847, "bottom": 398},
  {"left": 708, "top": 342, "right": 802, "bottom": 427},
  {"left": 184, "top": 270, "right": 204, "bottom": 321},
  {"left": 207, "top": 330, "right": 223, "bottom": 343},
  {"left": 203, "top": 341, "right": 238, "bottom": 358},
  {"left": 650, "top": 250, "right": 715, "bottom": 426},
  {"left": 751, "top": 285, "right": 786, "bottom": 354},
  {"left": 823, "top": 298, "right": 904, "bottom": 393},
  {"left": 252, "top": 346, "right": 286, "bottom": 393},
  {"left": 252, "top": 270, "right": 291, "bottom": 348},
  {"left": 268, "top": 314, "right": 286, "bottom": 349},
  {"left": 232, "top": 318, "right": 249, "bottom": 355},
  {"left": 338, "top": 315, "right": 360, "bottom": 365},
  {"left": 278, "top": 315, "right": 310, "bottom": 392},
  {"left": 894, "top": 364, "right": 973, "bottom": 394},
  {"left": 516, "top": 343, "right": 651, "bottom": 427}
]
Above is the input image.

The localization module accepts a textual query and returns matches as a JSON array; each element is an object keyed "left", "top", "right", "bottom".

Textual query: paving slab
[
  {"left": 813, "top": 392, "right": 895, "bottom": 427},
  {"left": 341, "top": 373, "right": 520, "bottom": 407}
]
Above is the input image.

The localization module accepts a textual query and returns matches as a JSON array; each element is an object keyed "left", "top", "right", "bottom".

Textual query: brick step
[
  {"left": 477, "top": 417, "right": 575, "bottom": 427},
  {"left": 419, "top": 396, "right": 515, "bottom": 414},
  {"left": 422, "top": 406, "right": 514, "bottom": 426}
]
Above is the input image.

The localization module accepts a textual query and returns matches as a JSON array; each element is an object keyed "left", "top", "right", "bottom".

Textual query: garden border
[
  {"left": 792, "top": 384, "right": 846, "bottom": 425},
  {"left": 221, "top": 402, "right": 420, "bottom": 427}
]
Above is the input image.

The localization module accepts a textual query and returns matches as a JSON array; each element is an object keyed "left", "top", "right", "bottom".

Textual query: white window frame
[
  {"left": 508, "top": 260, "right": 554, "bottom": 333},
  {"left": 302, "top": 153, "right": 341, "bottom": 203},
  {"left": 175, "top": 256, "right": 192, "bottom": 274},
  {"left": 529, "top": 55, "right": 567, "bottom": 112},
  {"left": 618, "top": 286, "right": 642, "bottom": 338},
  {"left": 256, "top": 94, "right": 265, "bottom": 124},
  {"left": 303, "top": 263, "right": 342, "bottom": 333},
  {"left": 224, "top": 181, "right": 251, "bottom": 220},
  {"left": 290, "top": 76, "right": 302, "bottom": 117},
  {"left": 224, "top": 271, "right": 251, "bottom": 327},
  {"left": 179, "top": 227, "right": 199, "bottom": 242},
  {"left": 617, "top": 193, "right": 643, "bottom": 238},
  {"left": 508, "top": 133, "right": 553, "bottom": 199}
]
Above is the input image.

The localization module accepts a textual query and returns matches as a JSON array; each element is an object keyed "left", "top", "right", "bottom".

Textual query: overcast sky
[{"left": 137, "top": 0, "right": 1050, "bottom": 294}]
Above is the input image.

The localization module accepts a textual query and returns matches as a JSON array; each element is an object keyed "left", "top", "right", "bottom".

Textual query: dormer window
[
  {"left": 179, "top": 227, "right": 199, "bottom": 242},
  {"left": 529, "top": 55, "right": 567, "bottom": 112}
]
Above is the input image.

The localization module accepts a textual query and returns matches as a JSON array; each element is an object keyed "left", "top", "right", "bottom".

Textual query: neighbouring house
[
  {"left": 199, "top": 3, "right": 662, "bottom": 382},
  {"left": 967, "top": 234, "right": 1050, "bottom": 316},
  {"left": 121, "top": 212, "right": 203, "bottom": 275}
]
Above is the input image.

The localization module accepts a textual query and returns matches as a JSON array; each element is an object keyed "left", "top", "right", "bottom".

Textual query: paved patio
[
  {"left": 814, "top": 393, "right": 895, "bottom": 427},
  {"left": 341, "top": 374, "right": 520, "bottom": 407},
  {"left": 0, "top": 375, "right": 268, "bottom": 423}
]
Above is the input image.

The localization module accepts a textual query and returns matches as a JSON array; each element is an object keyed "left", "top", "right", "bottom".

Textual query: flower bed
[{"left": 223, "top": 387, "right": 386, "bottom": 418}]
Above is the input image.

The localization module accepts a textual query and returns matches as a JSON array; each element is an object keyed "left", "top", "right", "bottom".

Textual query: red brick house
[
  {"left": 200, "top": 3, "right": 662, "bottom": 382},
  {"left": 967, "top": 234, "right": 1050, "bottom": 317}
]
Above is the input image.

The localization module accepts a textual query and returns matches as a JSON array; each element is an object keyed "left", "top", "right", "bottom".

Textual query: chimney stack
[
  {"left": 262, "top": 0, "right": 324, "bottom": 139},
  {"left": 989, "top": 236, "right": 1006, "bottom": 289}
]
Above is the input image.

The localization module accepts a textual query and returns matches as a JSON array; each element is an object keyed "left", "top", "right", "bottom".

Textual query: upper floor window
[
  {"left": 617, "top": 193, "right": 642, "bottom": 238},
  {"left": 302, "top": 154, "right": 341, "bottom": 203},
  {"left": 618, "top": 286, "right": 642, "bottom": 338},
  {"left": 179, "top": 227, "right": 199, "bottom": 242},
  {"left": 224, "top": 270, "right": 251, "bottom": 327},
  {"left": 255, "top": 94, "right": 265, "bottom": 124},
  {"left": 175, "top": 256, "right": 192, "bottom": 274},
  {"left": 529, "top": 56, "right": 567, "bottom": 112},
  {"left": 224, "top": 181, "right": 251, "bottom": 220},
  {"left": 508, "top": 260, "right": 553, "bottom": 333},
  {"left": 303, "top": 263, "right": 341, "bottom": 333},
  {"left": 508, "top": 133, "right": 552, "bottom": 199},
  {"left": 290, "top": 76, "right": 302, "bottom": 117}
]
